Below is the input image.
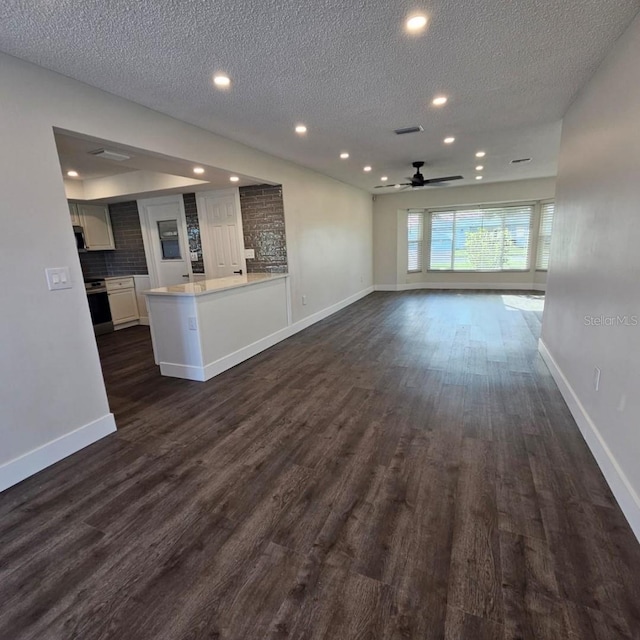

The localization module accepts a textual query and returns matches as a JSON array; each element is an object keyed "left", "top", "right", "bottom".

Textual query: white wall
[
  {"left": 0, "top": 53, "right": 372, "bottom": 490},
  {"left": 373, "top": 177, "right": 556, "bottom": 289},
  {"left": 541, "top": 14, "right": 640, "bottom": 539}
]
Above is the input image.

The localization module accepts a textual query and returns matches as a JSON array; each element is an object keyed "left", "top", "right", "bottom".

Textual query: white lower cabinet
[{"left": 106, "top": 277, "right": 139, "bottom": 326}]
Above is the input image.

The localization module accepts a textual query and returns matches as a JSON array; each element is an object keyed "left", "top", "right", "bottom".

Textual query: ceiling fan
[{"left": 375, "top": 161, "right": 463, "bottom": 190}]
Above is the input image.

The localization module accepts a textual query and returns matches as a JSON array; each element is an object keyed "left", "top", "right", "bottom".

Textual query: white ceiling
[
  {"left": 3, "top": 0, "right": 639, "bottom": 191},
  {"left": 55, "top": 131, "right": 263, "bottom": 189}
]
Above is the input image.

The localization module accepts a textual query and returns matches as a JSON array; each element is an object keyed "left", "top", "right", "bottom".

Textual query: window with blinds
[
  {"left": 407, "top": 211, "right": 424, "bottom": 272},
  {"left": 429, "top": 204, "right": 534, "bottom": 271},
  {"left": 536, "top": 202, "right": 555, "bottom": 270}
]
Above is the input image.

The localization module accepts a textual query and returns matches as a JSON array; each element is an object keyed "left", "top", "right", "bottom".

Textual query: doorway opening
[{"left": 54, "top": 128, "right": 289, "bottom": 392}]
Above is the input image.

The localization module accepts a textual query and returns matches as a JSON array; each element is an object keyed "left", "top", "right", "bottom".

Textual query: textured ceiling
[{"left": 2, "top": 0, "right": 639, "bottom": 191}]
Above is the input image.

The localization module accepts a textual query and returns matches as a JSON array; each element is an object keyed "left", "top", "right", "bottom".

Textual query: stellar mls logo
[{"left": 584, "top": 315, "right": 639, "bottom": 327}]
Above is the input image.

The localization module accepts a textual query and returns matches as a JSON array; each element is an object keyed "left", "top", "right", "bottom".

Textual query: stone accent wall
[
  {"left": 239, "top": 184, "right": 288, "bottom": 273},
  {"left": 105, "top": 201, "right": 148, "bottom": 276},
  {"left": 183, "top": 193, "right": 204, "bottom": 274}
]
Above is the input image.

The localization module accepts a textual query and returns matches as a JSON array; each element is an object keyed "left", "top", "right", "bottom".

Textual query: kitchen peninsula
[{"left": 144, "top": 273, "right": 291, "bottom": 381}]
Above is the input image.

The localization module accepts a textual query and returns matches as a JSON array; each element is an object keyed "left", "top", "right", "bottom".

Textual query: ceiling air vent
[
  {"left": 394, "top": 125, "right": 424, "bottom": 135},
  {"left": 89, "top": 148, "right": 131, "bottom": 162},
  {"left": 510, "top": 157, "right": 531, "bottom": 164}
]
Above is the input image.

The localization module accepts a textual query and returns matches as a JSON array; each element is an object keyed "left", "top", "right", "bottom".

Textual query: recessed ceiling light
[
  {"left": 363, "top": 166, "right": 372, "bottom": 172},
  {"left": 444, "top": 137, "right": 455, "bottom": 144},
  {"left": 406, "top": 14, "right": 428, "bottom": 33},
  {"left": 193, "top": 167, "right": 205, "bottom": 174},
  {"left": 229, "top": 176, "right": 240, "bottom": 182},
  {"left": 67, "top": 170, "right": 79, "bottom": 177},
  {"left": 476, "top": 175, "right": 483, "bottom": 180},
  {"left": 381, "top": 176, "right": 388, "bottom": 181},
  {"left": 475, "top": 165, "right": 484, "bottom": 171},
  {"left": 432, "top": 96, "right": 448, "bottom": 106},
  {"left": 295, "top": 124, "right": 307, "bottom": 134},
  {"left": 213, "top": 74, "right": 231, "bottom": 88},
  {"left": 340, "top": 152, "right": 349, "bottom": 159},
  {"left": 475, "top": 151, "right": 486, "bottom": 158}
]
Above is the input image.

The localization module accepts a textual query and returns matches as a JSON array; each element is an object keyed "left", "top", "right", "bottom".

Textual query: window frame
[
  {"left": 407, "top": 210, "right": 425, "bottom": 273},
  {"left": 424, "top": 201, "right": 537, "bottom": 273},
  {"left": 535, "top": 199, "right": 555, "bottom": 272}
]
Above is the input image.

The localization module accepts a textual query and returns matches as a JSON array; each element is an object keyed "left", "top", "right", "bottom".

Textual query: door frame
[
  {"left": 196, "top": 188, "right": 247, "bottom": 279},
  {"left": 138, "top": 194, "right": 193, "bottom": 289}
]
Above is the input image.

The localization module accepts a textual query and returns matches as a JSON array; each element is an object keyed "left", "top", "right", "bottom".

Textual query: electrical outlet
[
  {"left": 187, "top": 317, "right": 197, "bottom": 331},
  {"left": 302, "top": 295, "right": 307, "bottom": 306},
  {"left": 593, "top": 367, "right": 601, "bottom": 392}
]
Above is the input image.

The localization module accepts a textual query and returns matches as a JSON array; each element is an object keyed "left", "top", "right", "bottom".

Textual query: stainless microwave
[{"left": 73, "top": 225, "right": 87, "bottom": 252}]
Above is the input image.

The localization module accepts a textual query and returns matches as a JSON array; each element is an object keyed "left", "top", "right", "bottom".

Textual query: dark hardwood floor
[{"left": 2, "top": 291, "right": 640, "bottom": 639}]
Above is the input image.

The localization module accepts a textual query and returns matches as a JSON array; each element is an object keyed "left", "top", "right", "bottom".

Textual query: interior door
[
  {"left": 196, "top": 189, "right": 246, "bottom": 278},
  {"left": 138, "top": 195, "right": 192, "bottom": 288}
]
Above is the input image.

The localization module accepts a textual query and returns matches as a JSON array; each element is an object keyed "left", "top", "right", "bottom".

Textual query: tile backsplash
[
  {"left": 105, "top": 201, "right": 148, "bottom": 276},
  {"left": 78, "top": 200, "right": 148, "bottom": 280},
  {"left": 79, "top": 251, "right": 108, "bottom": 278}
]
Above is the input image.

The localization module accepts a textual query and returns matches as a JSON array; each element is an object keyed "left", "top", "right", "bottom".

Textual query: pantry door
[
  {"left": 138, "top": 195, "right": 192, "bottom": 288},
  {"left": 196, "top": 189, "right": 246, "bottom": 279}
]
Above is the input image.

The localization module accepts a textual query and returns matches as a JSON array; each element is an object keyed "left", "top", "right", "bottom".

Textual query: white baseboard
[
  {"left": 374, "top": 284, "right": 399, "bottom": 291},
  {"left": 538, "top": 339, "right": 640, "bottom": 542},
  {"left": 114, "top": 320, "right": 139, "bottom": 331},
  {"left": 138, "top": 317, "right": 150, "bottom": 326},
  {"left": 292, "top": 286, "right": 374, "bottom": 333},
  {"left": 160, "top": 362, "right": 207, "bottom": 381},
  {"left": 375, "top": 283, "right": 545, "bottom": 292},
  {"left": 159, "top": 286, "right": 375, "bottom": 383},
  {"left": 0, "top": 413, "right": 116, "bottom": 493}
]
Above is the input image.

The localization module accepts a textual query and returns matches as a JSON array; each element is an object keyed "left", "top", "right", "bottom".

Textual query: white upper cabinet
[
  {"left": 76, "top": 203, "right": 115, "bottom": 251},
  {"left": 68, "top": 202, "right": 81, "bottom": 226}
]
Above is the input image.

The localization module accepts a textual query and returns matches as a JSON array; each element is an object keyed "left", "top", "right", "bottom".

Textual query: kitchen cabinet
[
  {"left": 106, "top": 277, "right": 139, "bottom": 326},
  {"left": 68, "top": 202, "right": 81, "bottom": 226},
  {"left": 76, "top": 203, "right": 115, "bottom": 251}
]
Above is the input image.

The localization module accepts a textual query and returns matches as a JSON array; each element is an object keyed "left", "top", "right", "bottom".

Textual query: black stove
[
  {"left": 83, "top": 278, "right": 113, "bottom": 335},
  {"left": 84, "top": 277, "right": 106, "bottom": 292}
]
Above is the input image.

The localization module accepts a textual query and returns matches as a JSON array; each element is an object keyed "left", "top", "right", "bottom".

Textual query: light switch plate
[
  {"left": 190, "top": 251, "right": 199, "bottom": 261},
  {"left": 45, "top": 267, "right": 72, "bottom": 291},
  {"left": 244, "top": 248, "right": 255, "bottom": 259}
]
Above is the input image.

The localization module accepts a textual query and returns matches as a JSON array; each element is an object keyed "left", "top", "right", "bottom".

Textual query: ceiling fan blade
[
  {"left": 422, "top": 175, "right": 464, "bottom": 184},
  {"left": 374, "top": 182, "right": 411, "bottom": 188}
]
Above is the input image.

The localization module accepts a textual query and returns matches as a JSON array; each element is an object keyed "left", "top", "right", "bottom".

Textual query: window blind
[
  {"left": 536, "top": 202, "right": 555, "bottom": 270},
  {"left": 407, "top": 211, "right": 424, "bottom": 272},
  {"left": 429, "top": 204, "right": 534, "bottom": 271}
]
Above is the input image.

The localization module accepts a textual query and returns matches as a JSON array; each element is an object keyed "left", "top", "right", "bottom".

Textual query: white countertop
[{"left": 144, "top": 272, "right": 289, "bottom": 297}]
